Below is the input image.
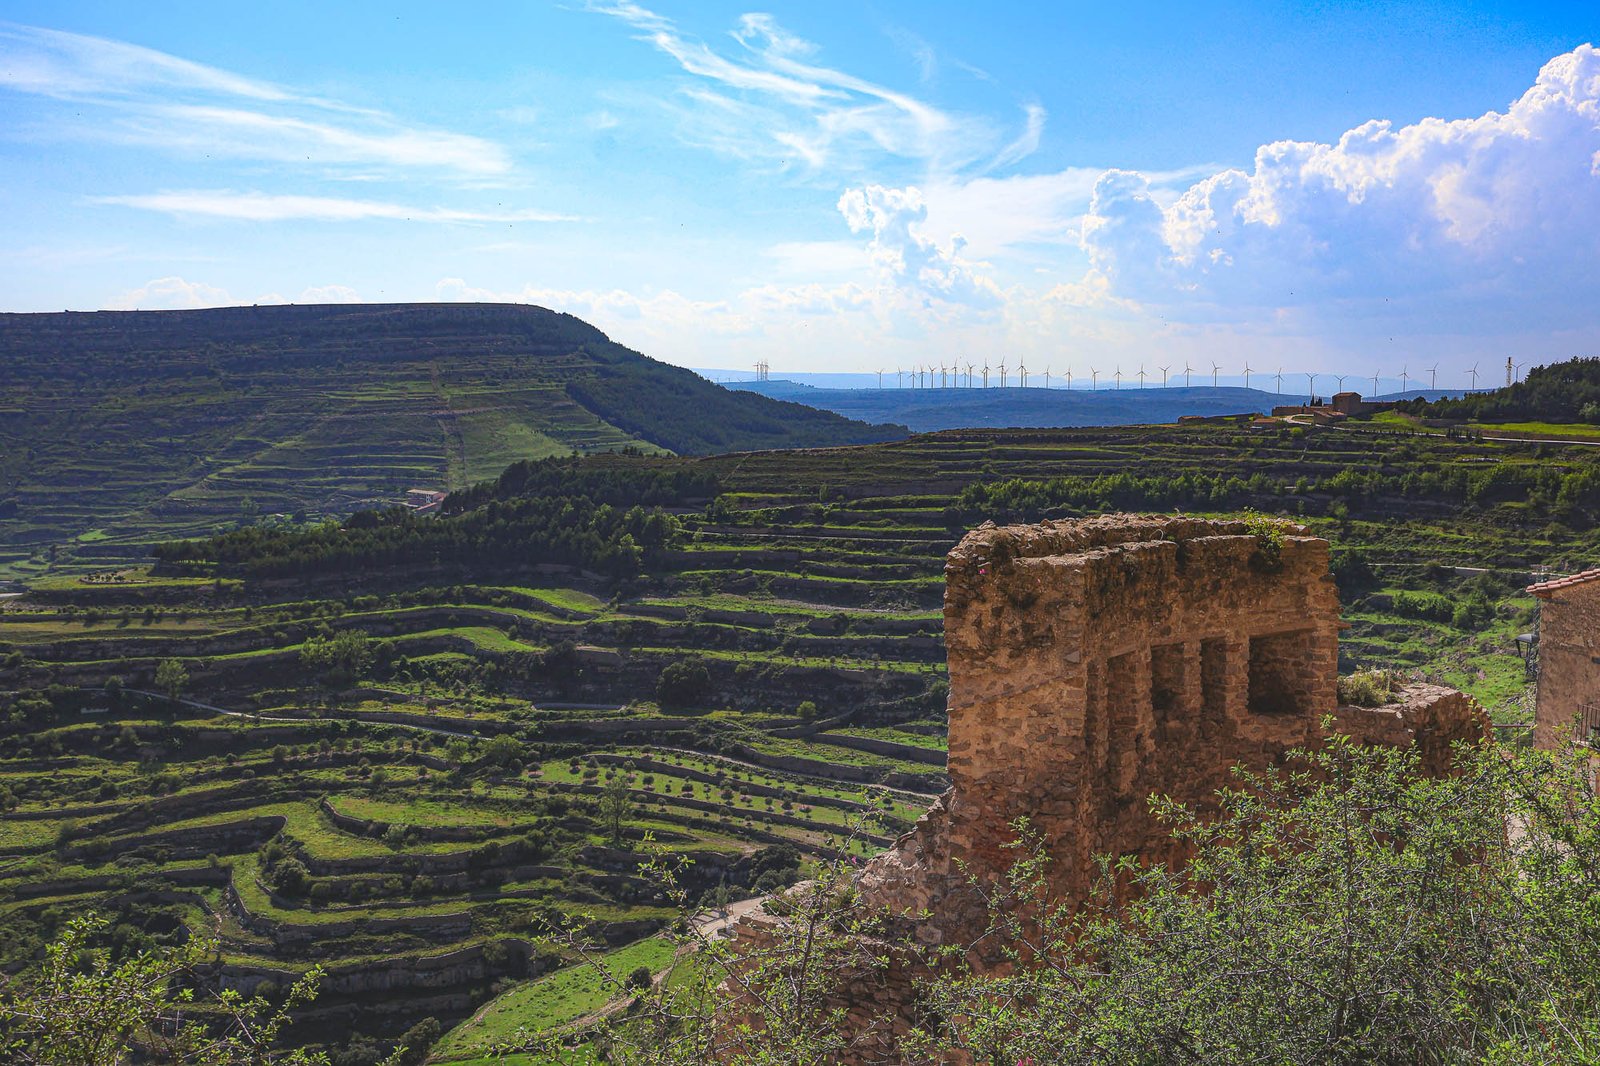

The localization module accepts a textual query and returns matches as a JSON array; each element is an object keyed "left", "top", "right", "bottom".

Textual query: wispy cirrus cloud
[
  {"left": 0, "top": 22, "right": 510, "bottom": 177},
  {"left": 93, "top": 190, "right": 579, "bottom": 224},
  {"left": 586, "top": 2, "right": 1037, "bottom": 176}
]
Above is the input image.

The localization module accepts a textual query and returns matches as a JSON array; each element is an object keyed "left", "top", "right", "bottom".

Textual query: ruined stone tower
[
  {"left": 728, "top": 514, "right": 1484, "bottom": 1059},
  {"left": 859, "top": 513, "right": 1344, "bottom": 939}
]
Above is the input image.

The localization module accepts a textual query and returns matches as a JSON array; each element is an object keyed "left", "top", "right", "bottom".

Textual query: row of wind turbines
[{"left": 867, "top": 359, "right": 1508, "bottom": 394}]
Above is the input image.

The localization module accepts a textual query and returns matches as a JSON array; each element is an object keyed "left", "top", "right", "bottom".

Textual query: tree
[
  {"left": 599, "top": 772, "right": 633, "bottom": 847},
  {"left": 478, "top": 734, "right": 522, "bottom": 768},
  {"left": 299, "top": 630, "right": 373, "bottom": 687},
  {"left": 388, "top": 1018, "right": 439, "bottom": 1066},
  {"left": 153, "top": 659, "right": 188, "bottom": 703},
  {"left": 655, "top": 659, "right": 711, "bottom": 710},
  {"left": 0, "top": 913, "right": 328, "bottom": 1065}
]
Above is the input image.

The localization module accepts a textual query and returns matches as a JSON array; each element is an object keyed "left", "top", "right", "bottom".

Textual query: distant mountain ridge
[
  {"left": 726, "top": 378, "right": 1464, "bottom": 433},
  {"left": 0, "top": 303, "right": 905, "bottom": 578}
]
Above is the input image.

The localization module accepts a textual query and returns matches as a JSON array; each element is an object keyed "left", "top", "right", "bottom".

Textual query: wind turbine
[
  {"left": 1066, "top": 367, "right": 1074, "bottom": 391},
  {"left": 1429, "top": 363, "right": 1439, "bottom": 390},
  {"left": 1114, "top": 366, "right": 1123, "bottom": 390},
  {"left": 1159, "top": 364, "right": 1170, "bottom": 387},
  {"left": 1275, "top": 368, "right": 1284, "bottom": 394},
  {"left": 1372, "top": 370, "right": 1380, "bottom": 395},
  {"left": 1243, "top": 363, "right": 1253, "bottom": 390},
  {"left": 1183, "top": 362, "right": 1193, "bottom": 388},
  {"left": 1019, "top": 361, "right": 1028, "bottom": 388},
  {"left": 1090, "top": 367, "right": 1100, "bottom": 390},
  {"left": 896, "top": 369, "right": 905, "bottom": 388},
  {"left": 982, "top": 362, "right": 989, "bottom": 389},
  {"left": 966, "top": 362, "right": 975, "bottom": 387},
  {"left": 1467, "top": 363, "right": 1479, "bottom": 391},
  {"left": 1305, "top": 372, "right": 1317, "bottom": 402},
  {"left": 1137, "top": 364, "right": 1147, "bottom": 389},
  {"left": 876, "top": 368, "right": 884, "bottom": 389},
  {"left": 1399, "top": 366, "right": 1410, "bottom": 394},
  {"left": 1335, "top": 374, "right": 1348, "bottom": 393},
  {"left": 1211, "top": 362, "right": 1221, "bottom": 388},
  {"left": 1043, "top": 365, "right": 1051, "bottom": 389},
  {"left": 999, "top": 360, "right": 1008, "bottom": 388}
]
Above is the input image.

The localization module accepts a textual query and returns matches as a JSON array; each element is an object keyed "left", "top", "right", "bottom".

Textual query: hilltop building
[
  {"left": 1528, "top": 568, "right": 1600, "bottom": 748},
  {"left": 1270, "top": 391, "right": 1398, "bottom": 421}
]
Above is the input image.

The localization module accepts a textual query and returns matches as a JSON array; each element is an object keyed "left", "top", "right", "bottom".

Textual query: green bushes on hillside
[
  {"left": 1410, "top": 356, "right": 1600, "bottom": 422},
  {"left": 155, "top": 492, "right": 681, "bottom": 581},
  {"left": 542, "top": 735, "right": 1600, "bottom": 1064},
  {"left": 956, "top": 455, "right": 1600, "bottom": 526},
  {"left": 442, "top": 455, "right": 722, "bottom": 514}
]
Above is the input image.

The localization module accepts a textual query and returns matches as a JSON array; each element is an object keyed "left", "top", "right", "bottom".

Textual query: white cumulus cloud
[
  {"left": 838, "top": 184, "right": 1002, "bottom": 309},
  {"left": 1080, "top": 44, "right": 1600, "bottom": 331},
  {"left": 105, "top": 275, "right": 232, "bottom": 310}
]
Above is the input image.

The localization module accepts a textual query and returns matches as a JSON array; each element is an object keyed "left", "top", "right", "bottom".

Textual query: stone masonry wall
[
  {"left": 859, "top": 514, "right": 1344, "bottom": 944},
  {"left": 1531, "top": 575, "right": 1600, "bottom": 749}
]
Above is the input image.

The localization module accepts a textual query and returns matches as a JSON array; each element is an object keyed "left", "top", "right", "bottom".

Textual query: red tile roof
[{"left": 1528, "top": 567, "right": 1600, "bottom": 598}]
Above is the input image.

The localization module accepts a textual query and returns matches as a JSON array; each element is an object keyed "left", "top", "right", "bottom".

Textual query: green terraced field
[{"left": 4, "top": 412, "right": 1589, "bottom": 1061}]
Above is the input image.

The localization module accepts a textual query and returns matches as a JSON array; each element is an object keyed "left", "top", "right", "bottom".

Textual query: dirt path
[
  {"left": 561, "top": 894, "right": 772, "bottom": 1032},
  {"left": 120, "top": 688, "right": 479, "bottom": 739}
]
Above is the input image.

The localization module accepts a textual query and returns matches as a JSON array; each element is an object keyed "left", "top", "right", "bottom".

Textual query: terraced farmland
[
  {"left": 3, "top": 416, "right": 1591, "bottom": 1060},
  {"left": 0, "top": 302, "right": 905, "bottom": 582}
]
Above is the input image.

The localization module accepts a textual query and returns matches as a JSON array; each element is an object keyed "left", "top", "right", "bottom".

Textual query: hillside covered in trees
[
  {"left": 1407, "top": 356, "right": 1600, "bottom": 423},
  {"left": 0, "top": 303, "right": 905, "bottom": 582}
]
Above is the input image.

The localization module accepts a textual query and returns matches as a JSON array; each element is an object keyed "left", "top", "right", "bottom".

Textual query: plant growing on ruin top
[{"left": 1241, "top": 508, "right": 1290, "bottom": 569}]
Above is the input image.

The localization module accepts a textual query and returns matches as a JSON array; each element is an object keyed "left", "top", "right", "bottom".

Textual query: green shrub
[{"left": 1336, "top": 669, "right": 1397, "bottom": 707}]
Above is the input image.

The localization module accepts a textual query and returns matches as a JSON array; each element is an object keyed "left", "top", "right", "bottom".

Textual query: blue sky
[{"left": 3, "top": 2, "right": 1599, "bottom": 386}]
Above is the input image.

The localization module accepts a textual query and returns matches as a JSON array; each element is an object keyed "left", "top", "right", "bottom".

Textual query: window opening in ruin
[
  {"left": 1106, "top": 651, "right": 1139, "bottom": 734},
  {"left": 1151, "top": 642, "right": 1185, "bottom": 715},
  {"left": 1248, "top": 629, "right": 1315, "bottom": 715},
  {"left": 1200, "top": 638, "right": 1227, "bottom": 718},
  {"left": 1084, "top": 659, "right": 1105, "bottom": 766}
]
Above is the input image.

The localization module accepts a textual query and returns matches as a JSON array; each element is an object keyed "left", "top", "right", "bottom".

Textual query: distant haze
[{"left": 724, "top": 378, "right": 1467, "bottom": 433}]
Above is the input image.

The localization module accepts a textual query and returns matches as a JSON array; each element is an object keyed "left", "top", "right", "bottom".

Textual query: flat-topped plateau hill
[{"left": 0, "top": 303, "right": 906, "bottom": 580}]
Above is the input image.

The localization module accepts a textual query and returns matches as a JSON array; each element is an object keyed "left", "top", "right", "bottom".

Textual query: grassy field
[{"left": 433, "top": 937, "right": 677, "bottom": 1061}]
